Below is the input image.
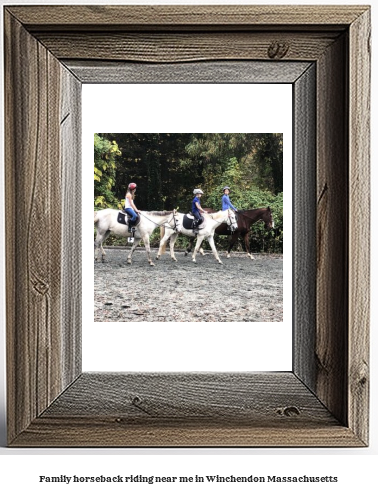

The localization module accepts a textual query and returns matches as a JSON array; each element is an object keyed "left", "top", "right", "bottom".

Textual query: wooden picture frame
[{"left": 4, "top": 5, "right": 370, "bottom": 447}]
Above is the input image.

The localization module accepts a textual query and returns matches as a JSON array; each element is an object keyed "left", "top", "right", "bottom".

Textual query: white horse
[
  {"left": 156, "top": 209, "right": 238, "bottom": 264},
  {"left": 94, "top": 209, "right": 175, "bottom": 266}
]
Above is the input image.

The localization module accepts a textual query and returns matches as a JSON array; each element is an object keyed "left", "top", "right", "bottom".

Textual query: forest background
[{"left": 94, "top": 133, "right": 283, "bottom": 253}]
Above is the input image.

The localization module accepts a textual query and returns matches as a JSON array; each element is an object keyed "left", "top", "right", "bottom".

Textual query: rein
[{"left": 140, "top": 212, "right": 176, "bottom": 229}]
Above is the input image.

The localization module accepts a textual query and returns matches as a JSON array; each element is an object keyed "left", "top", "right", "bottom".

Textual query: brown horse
[{"left": 184, "top": 207, "right": 274, "bottom": 259}]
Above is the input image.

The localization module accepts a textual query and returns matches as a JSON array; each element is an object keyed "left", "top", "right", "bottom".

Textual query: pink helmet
[{"left": 128, "top": 183, "right": 137, "bottom": 190}]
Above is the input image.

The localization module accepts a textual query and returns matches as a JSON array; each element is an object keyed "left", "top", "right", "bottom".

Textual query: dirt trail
[{"left": 94, "top": 248, "right": 283, "bottom": 322}]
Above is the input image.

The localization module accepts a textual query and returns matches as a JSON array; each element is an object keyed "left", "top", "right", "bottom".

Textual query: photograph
[
  {"left": 2, "top": 0, "right": 372, "bottom": 462},
  {"left": 93, "top": 132, "right": 283, "bottom": 323}
]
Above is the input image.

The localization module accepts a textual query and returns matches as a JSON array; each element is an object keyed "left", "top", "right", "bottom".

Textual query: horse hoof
[
  {"left": 150, "top": 262, "right": 155, "bottom": 266},
  {"left": 172, "top": 258, "right": 177, "bottom": 262},
  {"left": 156, "top": 256, "right": 159, "bottom": 260},
  {"left": 184, "top": 252, "right": 188, "bottom": 257},
  {"left": 249, "top": 254, "right": 255, "bottom": 260},
  {"left": 226, "top": 254, "right": 231, "bottom": 259},
  {"left": 218, "top": 261, "right": 224, "bottom": 265},
  {"left": 127, "top": 260, "right": 131, "bottom": 265},
  {"left": 192, "top": 260, "right": 197, "bottom": 264}
]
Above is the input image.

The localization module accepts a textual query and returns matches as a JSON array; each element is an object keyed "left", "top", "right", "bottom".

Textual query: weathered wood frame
[{"left": 4, "top": 5, "right": 370, "bottom": 447}]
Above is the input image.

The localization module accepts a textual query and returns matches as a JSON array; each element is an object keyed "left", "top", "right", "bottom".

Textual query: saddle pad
[
  {"left": 117, "top": 211, "right": 141, "bottom": 227},
  {"left": 117, "top": 211, "right": 127, "bottom": 225},
  {"left": 183, "top": 214, "right": 195, "bottom": 230}
]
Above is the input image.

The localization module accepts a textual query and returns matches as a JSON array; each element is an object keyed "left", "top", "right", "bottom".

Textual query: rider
[
  {"left": 124, "top": 182, "right": 140, "bottom": 236},
  {"left": 192, "top": 188, "right": 207, "bottom": 234},
  {"left": 221, "top": 186, "right": 238, "bottom": 211}
]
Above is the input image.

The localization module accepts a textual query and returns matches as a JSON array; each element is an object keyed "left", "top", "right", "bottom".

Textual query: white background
[
  {"left": 0, "top": 0, "right": 377, "bottom": 498},
  {"left": 83, "top": 83, "right": 292, "bottom": 372}
]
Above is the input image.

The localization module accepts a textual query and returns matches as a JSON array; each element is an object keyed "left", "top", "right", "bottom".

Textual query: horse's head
[
  {"left": 263, "top": 207, "right": 274, "bottom": 230},
  {"left": 227, "top": 209, "right": 238, "bottom": 232}
]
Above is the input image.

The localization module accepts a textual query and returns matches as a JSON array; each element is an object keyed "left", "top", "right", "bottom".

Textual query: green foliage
[
  {"left": 94, "top": 133, "right": 284, "bottom": 252},
  {"left": 94, "top": 133, "right": 122, "bottom": 208},
  {"left": 249, "top": 134, "right": 283, "bottom": 193}
]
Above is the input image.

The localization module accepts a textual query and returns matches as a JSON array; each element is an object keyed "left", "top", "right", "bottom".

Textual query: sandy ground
[{"left": 94, "top": 247, "right": 283, "bottom": 322}]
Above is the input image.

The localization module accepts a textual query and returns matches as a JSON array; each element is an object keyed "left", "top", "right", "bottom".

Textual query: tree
[
  {"left": 94, "top": 133, "right": 284, "bottom": 252},
  {"left": 249, "top": 133, "right": 283, "bottom": 193},
  {"left": 94, "top": 133, "right": 121, "bottom": 208}
]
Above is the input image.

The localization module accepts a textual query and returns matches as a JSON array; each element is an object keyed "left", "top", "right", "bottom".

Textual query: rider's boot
[{"left": 128, "top": 226, "right": 135, "bottom": 243}]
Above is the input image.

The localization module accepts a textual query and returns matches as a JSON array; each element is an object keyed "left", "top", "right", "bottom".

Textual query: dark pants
[{"left": 193, "top": 211, "right": 203, "bottom": 227}]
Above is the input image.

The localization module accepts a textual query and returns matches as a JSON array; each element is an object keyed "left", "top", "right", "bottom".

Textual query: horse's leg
[
  {"left": 192, "top": 235, "right": 205, "bottom": 263},
  {"left": 94, "top": 239, "right": 99, "bottom": 261},
  {"left": 142, "top": 234, "right": 155, "bottom": 266},
  {"left": 156, "top": 231, "right": 172, "bottom": 260},
  {"left": 168, "top": 233, "right": 179, "bottom": 262},
  {"left": 101, "top": 230, "right": 111, "bottom": 261},
  {"left": 226, "top": 232, "right": 239, "bottom": 259},
  {"left": 244, "top": 231, "right": 255, "bottom": 260},
  {"left": 207, "top": 235, "right": 223, "bottom": 264},
  {"left": 185, "top": 239, "right": 205, "bottom": 257},
  {"left": 184, "top": 238, "right": 193, "bottom": 256},
  {"left": 94, "top": 230, "right": 109, "bottom": 262},
  {"left": 127, "top": 237, "right": 141, "bottom": 265}
]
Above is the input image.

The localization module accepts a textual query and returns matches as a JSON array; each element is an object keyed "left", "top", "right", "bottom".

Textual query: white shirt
[{"left": 125, "top": 195, "right": 133, "bottom": 209}]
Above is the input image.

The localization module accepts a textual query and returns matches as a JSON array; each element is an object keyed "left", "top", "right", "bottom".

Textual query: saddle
[
  {"left": 117, "top": 211, "right": 140, "bottom": 228},
  {"left": 183, "top": 213, "right": 203, "bottom": 231}
]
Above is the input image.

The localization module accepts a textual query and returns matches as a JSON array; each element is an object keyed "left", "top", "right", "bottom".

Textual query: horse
[
  {"left": 156, "top": 209, "right": 238, "bottom": 264},
  {"left": 184, "top": 207, "right": 274, "bottom": 260},
  {"left": 94, "top": 209, "right": 175, "bottom": 266}
]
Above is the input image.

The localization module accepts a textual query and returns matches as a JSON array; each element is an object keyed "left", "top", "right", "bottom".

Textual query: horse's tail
[
  {"left": 160, "top": 225, "right": 167, "bottom": 254},
  {"left": 94, "top": 211, "right": 99, "bottom": 224}
]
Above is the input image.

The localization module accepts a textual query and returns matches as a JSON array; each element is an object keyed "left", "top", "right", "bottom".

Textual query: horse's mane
[
  {"left": 238, "top": 207, "right": 270, "bottom": 213},
  {"left": 208, "top": 210, "right": 230, "bottom": 220},
  {"left": 143, "top": 210, "right": 173, "bottom": 216},
  {"left": 203, "top": 207, "right": 270, "bottom": 214}
]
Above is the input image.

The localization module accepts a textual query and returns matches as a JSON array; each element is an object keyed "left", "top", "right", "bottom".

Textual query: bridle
[
  {"left": 227, "top": 209, "right": 237, "bottom": 231},
  {"left": 209, "top": 209, "right": 237, "bottom": 232}
]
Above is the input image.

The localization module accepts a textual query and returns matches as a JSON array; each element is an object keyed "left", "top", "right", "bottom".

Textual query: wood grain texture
[
  {"left": 4, "top": 11, "right": 81, "bottom": 443},
  {"left": 11, "top": 373, "right": 363, "bottom": 447},
  {"left": 7, "top": 5, "right": 367, "bottom": 30},
  {"left": 36, "top": 32, "right": 340, "bottom": 63},
  {"left": 65, "top": 60, "right": 311, "bottom": 84},
  {"left": 316, "top": 34, "right": 348, "bottom": 425},
  {"left": 60, "top": 69, "right": 82, "bottom": 389},
  {"left": 11, "top": 419, "right": 363, "bottom": 448},
  {"left": 348, "top": 9, "right": 371, "bottom": 444},
  {"left": 42, "top": 373, "right": 333, "bottom": 421},
  {"left": 4, "top": 5, "right": 370, "bottom": 447},
  {"left": 293, "top": 64, "right": 316, "bottom": 390},
  {"left": 5, "top": 12, "right": 62, "bottom": 442}
]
